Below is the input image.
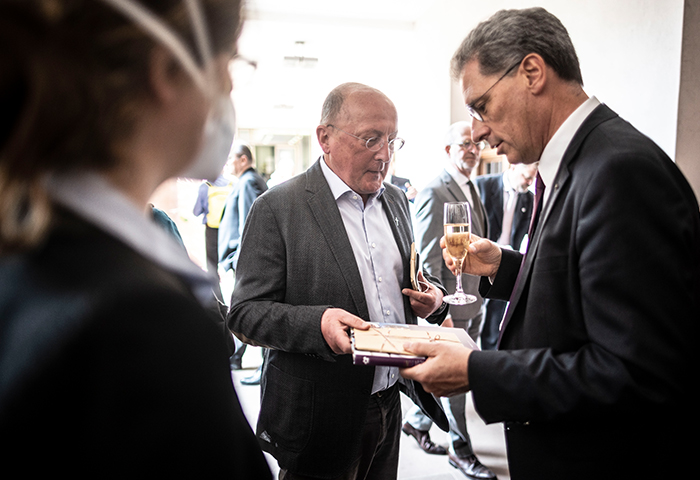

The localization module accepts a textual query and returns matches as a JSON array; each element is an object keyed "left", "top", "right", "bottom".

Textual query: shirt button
[{"left": 378, "top": 277, "right": 382, "bottom": 282}]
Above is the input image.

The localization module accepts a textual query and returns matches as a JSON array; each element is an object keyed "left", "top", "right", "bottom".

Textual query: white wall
[{"left": 233, "top": 0, "right": 685, "bottom": 191}]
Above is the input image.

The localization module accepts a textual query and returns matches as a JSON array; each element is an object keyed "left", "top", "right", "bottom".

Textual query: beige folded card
[{"left": 352, "top": 323, "right": 478, "bottom": 357}]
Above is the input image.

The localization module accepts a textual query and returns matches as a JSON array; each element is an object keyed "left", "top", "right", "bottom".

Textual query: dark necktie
[
  {"left": 498, "top": 171, "right": 546, "bottom": 344},
  {"left": 528, "top": 172, "right": 546, "bottom": 240}
]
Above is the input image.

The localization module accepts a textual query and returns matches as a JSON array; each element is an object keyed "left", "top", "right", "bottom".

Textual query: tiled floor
[{"left": 232, "top": 347, "right": 510, "bottom": 480}]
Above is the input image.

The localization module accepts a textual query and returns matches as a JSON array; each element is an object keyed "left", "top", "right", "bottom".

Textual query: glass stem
[{"left": 454, "top": 259, "right": 464, "bottom": 293}]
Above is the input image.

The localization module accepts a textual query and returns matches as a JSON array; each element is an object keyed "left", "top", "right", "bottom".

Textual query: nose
[
  {"left": 375, "top": 139, "right": 393, "bottom": 163},
  {"left": 470, "top": 117, "right": 490, "bottom": 144}
]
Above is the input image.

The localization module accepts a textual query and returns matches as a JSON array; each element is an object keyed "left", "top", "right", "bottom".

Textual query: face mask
[{"left": 98, "top": 0, "right": 237, "bottom": 181}]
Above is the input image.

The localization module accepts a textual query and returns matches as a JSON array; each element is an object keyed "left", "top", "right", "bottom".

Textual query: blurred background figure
[
  {"left": 474, "top": 162, "right": 536, "bottom": 350},
  {"left": 405, "top": 121, "right": 495, "bottom": 480},
  {"left": 193, "top": 155, "right": 236, "bottom": 275},
  {"left": 217, "top": 142, "right": 267, "bottom": 375},
  {"left": 0, "top": 0, "right": 270, "bottom": 477},
  {"left": 387, "top": 156, "right": 418, "bottom": 202}
]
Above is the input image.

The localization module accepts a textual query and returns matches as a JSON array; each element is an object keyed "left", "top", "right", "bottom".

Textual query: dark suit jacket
[
  {"left": 469, "top": 104, "right": 699, "bottom": 479},
  {"left": 0, "top": 208, "right": 271, "bottom": 478},
  {"left": 474, "top": 172, "right": 533, "bottom": 249},
  {"left": 218, "top": 167, "right": 268, "bottom": 271},
  {"left": 414, "top": 170, "right": 488, "bottom": 322},
  {"left": 228, "top": 158, "right": 449, "bottom": 477}
]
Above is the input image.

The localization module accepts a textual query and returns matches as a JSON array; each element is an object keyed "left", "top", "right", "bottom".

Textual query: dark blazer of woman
[{"left": 0, "top": 206, "right": 271, "bottom": 477}]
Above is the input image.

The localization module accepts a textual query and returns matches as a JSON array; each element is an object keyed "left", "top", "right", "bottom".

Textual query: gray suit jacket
[
  {"left": 413, "top": 169, "right": 488, "bottom": 322},
  {"left": 228, "top": 158, "right": 449, "bottom": 477}
]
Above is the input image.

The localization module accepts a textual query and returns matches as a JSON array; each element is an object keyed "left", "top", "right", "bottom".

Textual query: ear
[
  {"left": 148, "top": 45, "right": 185, "bottom": 105},
  {"left": 316, "top": 125, "right": 332, "bottom": 154},
  {"left": 445, "top": 145, "right": 452, "bottom": 156},
  {"left": 520, "top": 53, "right": 547, "bottom": 95}
]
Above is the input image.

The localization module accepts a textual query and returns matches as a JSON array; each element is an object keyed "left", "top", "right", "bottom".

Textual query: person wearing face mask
[{"left": 0, "top": 0, "right": 271, "bottom": 477}]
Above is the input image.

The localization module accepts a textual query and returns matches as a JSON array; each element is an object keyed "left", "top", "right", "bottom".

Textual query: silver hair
[{"left": 451, "top": 7, "right": 583, "bottom": 85}]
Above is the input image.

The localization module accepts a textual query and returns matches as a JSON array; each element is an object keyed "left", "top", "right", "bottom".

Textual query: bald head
[{"left": 320, "top": 82, "right": 395, "bottom": 125}]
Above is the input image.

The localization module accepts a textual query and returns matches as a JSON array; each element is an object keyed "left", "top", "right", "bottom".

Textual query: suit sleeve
[{"left": 227, "top": 195, "right": 336, "bottom": 361}]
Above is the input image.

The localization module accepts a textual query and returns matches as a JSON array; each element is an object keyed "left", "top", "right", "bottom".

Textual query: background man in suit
[
  {"left": 218, "top": 143, "right": 267, "bottom": 374},
  {"left": 474, "top": 163, "right": 536, "bottom": 350},
  {"left": 402, "top": 121, "right": 495, "bottom": 480},
  {"left": 387, "top": 156, "right": 418, "bottom": 202},
  {"left": 228, "top": 82, "right": 449, "bottom": 479},
  {"left": 401, "top": 7, "right": 699, "bottom": 479}
]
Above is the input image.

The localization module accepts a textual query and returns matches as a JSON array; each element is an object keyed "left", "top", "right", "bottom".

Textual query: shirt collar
[
  {"left": 502, "top": 168, "right": 515, "bottom": 193},
  {"left": 46, "top": 171, "right": 218, "bottom": 307},
  {"left": 320, "top": 156, "right": 385, "bottom": 202},
  {"left": 538, "top": 96, "right": 600, "bottom": 193},
  {"left": 445, "top": 164, "right": 471, "bottom": 186}
]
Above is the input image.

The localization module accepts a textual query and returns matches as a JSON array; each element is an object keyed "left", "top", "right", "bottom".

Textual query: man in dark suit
[
  {"left": 218, "top": 143, "right": 267, "bottom": 375},
  {"left": 403, "top": 121, "right": 495, "bottom": 480},
  {"left": 474, "top": 163, "right": 536, "bottom": 350},
  {"left": 401, "top": 7, "right": 699, "bottom": 480},
  {"left": 228, "top": 82, "right": 449, "bottom": 479},
  {"left": 387, "top": 157, "right": 417, "bottom": 202},
  {"left": 218, "top": 143, "right": 268, "bottom": 273}
]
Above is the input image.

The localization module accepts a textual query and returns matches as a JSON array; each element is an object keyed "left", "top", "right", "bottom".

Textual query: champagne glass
[{"left": 443, "top": 202, "right": 477, "bottom": 305}]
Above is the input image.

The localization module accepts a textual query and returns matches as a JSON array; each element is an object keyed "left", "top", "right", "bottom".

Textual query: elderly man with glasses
[
  {"left": 228, "top": 82, "right": 450, "bottom": 480},
  {"left": 402, "top": 120, "right": 494, "bottom": 480}
]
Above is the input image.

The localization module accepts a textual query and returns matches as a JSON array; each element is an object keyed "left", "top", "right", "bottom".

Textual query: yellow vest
[{"left": 206, "top": 182, "right": 233, "bottom": 228}]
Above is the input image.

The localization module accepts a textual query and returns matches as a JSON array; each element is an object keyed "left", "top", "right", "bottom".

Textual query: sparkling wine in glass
[{"left": 443, "top": 202, "right": 477, "bottom": 305}]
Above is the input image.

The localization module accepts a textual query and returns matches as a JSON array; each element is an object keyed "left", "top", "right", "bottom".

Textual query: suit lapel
[
  {"left": 442, "top": 171, "right": 486, "bottom": 237},
  {"left": 305, "top": 160, "right": 370, "bottom": 319},
  {"left": 501, "top": 105, "right": 618, "bottom": 336},
  {"left": 490, "top": 177, "right": 505, "bottom": 236},
  {"left": 468, "top": 181, "right": 487, "bottom": 238}
]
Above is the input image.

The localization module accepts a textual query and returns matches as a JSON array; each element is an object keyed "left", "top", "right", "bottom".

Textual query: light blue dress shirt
[{"left": 320, "top": 158, "right": 406, "bottom": 393}]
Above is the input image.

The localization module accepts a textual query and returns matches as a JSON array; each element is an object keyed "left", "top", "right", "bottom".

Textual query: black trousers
[{"left": 279, "top": 384, "right": 401, "bottom": 480}]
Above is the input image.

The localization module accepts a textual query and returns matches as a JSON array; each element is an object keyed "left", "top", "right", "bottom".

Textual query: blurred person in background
[
  {"left": 0, "top": 0, "right": 271, "bottom": 477},
  {"left": 474, "top": 162, "right": 536, "bottom": 350}
]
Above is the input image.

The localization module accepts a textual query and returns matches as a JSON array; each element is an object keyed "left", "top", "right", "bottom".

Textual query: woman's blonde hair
[{"left": 0, "top": 0, "right": 242, "bottom": 252}]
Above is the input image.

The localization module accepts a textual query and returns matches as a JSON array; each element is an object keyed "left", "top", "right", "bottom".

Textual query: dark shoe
[
  {"left": 240, "top": 367, "right": 261, "bottom": 385},
  {"left": 401, "top": 422, "right": 447, "bottom": 455},
  {"left": 448, "top": 452, "right": 496, "bottom": 479}
]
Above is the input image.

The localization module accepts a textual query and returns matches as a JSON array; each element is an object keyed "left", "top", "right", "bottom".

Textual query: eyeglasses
[
  {"left": 465, "top": 58, "right": 523, "bottom": 122},
  {"left": 327, "top": 124, "right": 405, "bottom": 152},
  {"left": 454, "top": 140, "right": 486, "bottom": 151}
]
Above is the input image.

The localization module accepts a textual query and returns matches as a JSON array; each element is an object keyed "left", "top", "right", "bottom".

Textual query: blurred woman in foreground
[{"left": 0, "top": 0, "right": 270, "bottom": 476}]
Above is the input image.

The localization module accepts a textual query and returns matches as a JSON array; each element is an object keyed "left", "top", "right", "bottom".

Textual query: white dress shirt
[
  {"left": 46, "top": 172, "right": 218, "bottom": 308},
  {"left": 538, "top": 96, "right": 601, "bottom": 208},
  {"left": 444, "top": 164, "right": 476, "bottom": 208}
]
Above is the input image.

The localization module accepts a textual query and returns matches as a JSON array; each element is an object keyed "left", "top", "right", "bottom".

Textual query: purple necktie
[
  {"left": 528, "top": 172, "right": 546, "bottom": 240},
  {"left": 498, "top": 172, "right": 546, "bottom": 344}
]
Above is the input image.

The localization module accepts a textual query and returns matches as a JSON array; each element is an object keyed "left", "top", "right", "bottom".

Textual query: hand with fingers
[
  {"left": 321, "top": 308, "right": 370, "bottom": 354},
  {"left": 399, "top": 340, "right": 473, "bottom": 397}
]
